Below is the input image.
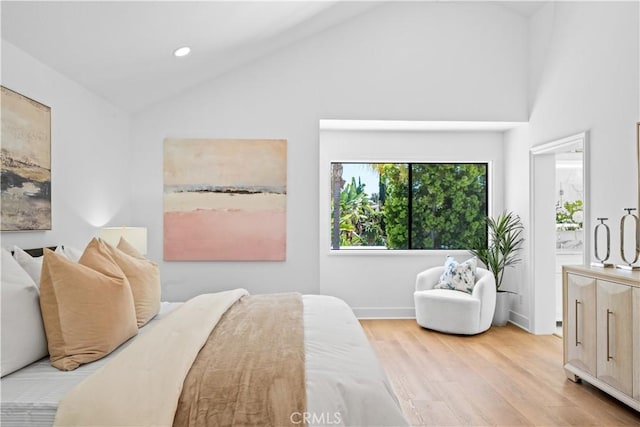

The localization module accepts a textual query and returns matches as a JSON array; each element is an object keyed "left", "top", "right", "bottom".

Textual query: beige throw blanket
[
  {"left": 54, "top": 289, "right": 249, "bottom": 427},
  {"left": 173, "top": 293, "right": 306, "bottom": 427}
]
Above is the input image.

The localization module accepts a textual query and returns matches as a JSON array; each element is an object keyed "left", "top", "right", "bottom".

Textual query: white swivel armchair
[{"left": 414, "top": 266, "right": 496, "bottom": 335}]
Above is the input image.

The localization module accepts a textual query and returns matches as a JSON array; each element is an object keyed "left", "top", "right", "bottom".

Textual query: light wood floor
[{"left": 361, "top": 320, "right": 640, "bottom": 426}]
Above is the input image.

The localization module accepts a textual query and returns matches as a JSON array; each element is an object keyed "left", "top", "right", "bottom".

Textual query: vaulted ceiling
[{"left": 1, "top": 1, "right": 544, "bottom": 113}]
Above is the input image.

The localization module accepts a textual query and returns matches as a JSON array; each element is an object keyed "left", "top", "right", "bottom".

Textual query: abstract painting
[
  {"left": 1, "top": 86, "right": 51, "bottom": 231},
  {"left": 163, "top": 138, "right": 286, "bottom": 261}
]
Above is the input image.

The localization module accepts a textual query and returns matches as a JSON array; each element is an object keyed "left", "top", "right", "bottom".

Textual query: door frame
[{"left": 529, "top": 131, "right": 589, "bottom": 334}]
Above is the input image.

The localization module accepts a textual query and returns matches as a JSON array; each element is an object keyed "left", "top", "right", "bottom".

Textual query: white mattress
[
  {"left": 0, "top": 302, "right": 182, "bottom": 427},
  {"left": 1, "top": 296, "right": 407, "bottom": 427}
]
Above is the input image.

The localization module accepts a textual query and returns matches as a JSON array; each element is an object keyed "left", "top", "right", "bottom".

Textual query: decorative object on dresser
[
  {"left": 617, "top": 208, "right": 640, "bottom": 270},
  {"left": 591, "top": 217, "right": 614, "bottom": 268},
  {"left": 562, "top": 265, "right": 640, "bottom": 411},
  {"left": 0, "top": 86, "right": 51, "bottom": 231}
]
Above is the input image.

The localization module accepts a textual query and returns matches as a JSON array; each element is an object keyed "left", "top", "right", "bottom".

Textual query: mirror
[{"left": 637, "top": 122, "right": 640, "bottom": 218}]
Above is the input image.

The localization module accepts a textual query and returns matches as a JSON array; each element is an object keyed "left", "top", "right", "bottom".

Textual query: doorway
[
  {"left": 554, "top": 152, "right": 584, "bottom": 335},
  {"left": 530, "top": 132, "right": 589, "bottom": 335}
]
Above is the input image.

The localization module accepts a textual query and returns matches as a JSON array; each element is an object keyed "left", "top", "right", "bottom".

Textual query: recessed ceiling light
[{"left": 173, "top": 47, "right": 191, "bottom": 58}]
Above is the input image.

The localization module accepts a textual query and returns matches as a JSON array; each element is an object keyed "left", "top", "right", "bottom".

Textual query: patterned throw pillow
[{"left": 434, "top": 256, "right": 477, "bottom": 294}]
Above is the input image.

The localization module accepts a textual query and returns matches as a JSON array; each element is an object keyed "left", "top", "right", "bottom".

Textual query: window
[{"left": 330, "top": 162, "right": 488, "bottom": 250}]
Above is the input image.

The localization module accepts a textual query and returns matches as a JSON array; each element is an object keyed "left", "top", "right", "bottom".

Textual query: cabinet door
[
  {"left": 564, "top": 273, "right": 596, "bottom": 376},
  {"left": 634, "top": 287, "right": 639, "bottom": 401},
  {"left": 597, "top": 280, "right": 633, "bottom": 396}
]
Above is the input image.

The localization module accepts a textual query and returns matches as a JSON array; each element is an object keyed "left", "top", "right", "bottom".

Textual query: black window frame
[{"left": 330, "top": 161, "right": 489, "bottom": 250}]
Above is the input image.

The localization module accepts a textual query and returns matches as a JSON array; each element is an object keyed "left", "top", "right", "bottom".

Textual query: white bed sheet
[{"left": 1, "top": 296, "right": 407, "bottom": 427}]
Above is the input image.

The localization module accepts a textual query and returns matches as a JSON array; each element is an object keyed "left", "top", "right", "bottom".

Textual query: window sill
[{"left": 326, "top": 248, "right": 472, "bottom": 257}]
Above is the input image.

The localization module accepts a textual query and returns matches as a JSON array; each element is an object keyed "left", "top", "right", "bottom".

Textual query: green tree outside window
[{"left": 331, "top": 162, "right": 488, "bottom": 250}]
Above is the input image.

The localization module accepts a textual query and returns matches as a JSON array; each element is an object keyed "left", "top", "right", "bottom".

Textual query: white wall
[
  {"left": 130, "top": 2, "right": 528, "bottom": 302},
  {"left": 503, "top": 124, "right": 532, "bottom": 328},
  {"left": 0, "top": 41, "right": 131, "bottom": 251},
  {"left": 530, "top": 1, "right": 638, "bottom": 245},
  {"left": 319, "top": 129, "right": 505, "bottom": 317},
  {"left": 505, "top": 1, "right": 639, "bottom": 332},
  {"left": 3, "top": 1, "right": 633, "bottom": 326},
  {"left": 556, "top": 156, "right": 583, "bottom": 206}
]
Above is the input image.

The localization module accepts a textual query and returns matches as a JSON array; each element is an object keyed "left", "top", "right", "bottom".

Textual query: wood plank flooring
[{"left": 361, "top": 320, "right": 640, "bottom": 426}]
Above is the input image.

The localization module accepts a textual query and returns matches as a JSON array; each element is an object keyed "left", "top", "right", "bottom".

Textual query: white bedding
[
  {"left": 304, "top": 295, "right": 407, "bottom": 427},
  {"left": 0, "top": 302, "right": 181, "bottom": 427},
  {"left": 1, "top": 295, "right": 407, "bottom": 427}
]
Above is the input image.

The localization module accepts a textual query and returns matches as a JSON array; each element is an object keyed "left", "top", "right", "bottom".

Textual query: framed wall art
[
  {"left": 1, "top": 86, "right": 51, "bottom": 231},
  {"left": 163, "top": 138, "right": 287, "bottom": 261}
]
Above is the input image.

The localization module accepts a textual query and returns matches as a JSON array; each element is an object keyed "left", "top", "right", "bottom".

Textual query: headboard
[{"left": 10, "top": 247, "right": 58, "bottom": 257}]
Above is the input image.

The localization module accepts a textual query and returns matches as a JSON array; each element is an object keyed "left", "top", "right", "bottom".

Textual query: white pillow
[
  {"left": 12, "top": 246, "right": 45, "bottom": 286},
  {"left": 12, "top": 246, "right": 65, "bottom": 287},
  {"left": 434, "top": 256, "right": 478, "bottom": 294},
  {"left": 1, "top": 248, "right": 48, "bottom": 377}
]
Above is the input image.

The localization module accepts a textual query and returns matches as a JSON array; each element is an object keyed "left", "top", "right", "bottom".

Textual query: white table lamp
[{"left": 99, "top": 226, "right": 148, "bottom": 255}]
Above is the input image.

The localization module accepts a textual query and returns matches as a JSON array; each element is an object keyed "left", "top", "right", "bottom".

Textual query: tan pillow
[
  {"left": 101, "top": 239, "right": 161, "bottom": 327},
  {"left": 39, "top": 240, "right": 138, "bottom": 371},
  {"left": 117, "top": 237, "right": 146, "bottom": 260}
]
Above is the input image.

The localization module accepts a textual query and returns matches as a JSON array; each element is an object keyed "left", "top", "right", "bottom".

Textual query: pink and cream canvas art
[{"left": 163, "top": 138, "right": 286, "bottom": 261}]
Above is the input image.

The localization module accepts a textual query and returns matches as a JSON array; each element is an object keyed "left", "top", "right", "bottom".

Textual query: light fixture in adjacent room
[
  {"left": 99, "top": 226, "right": 148, "bottom": 255},
  {"left": 173, "top": 46, "right": 191, "bottom": 57}
]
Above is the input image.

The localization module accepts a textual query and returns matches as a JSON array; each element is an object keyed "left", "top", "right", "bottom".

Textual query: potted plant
[{"left": 469, "top": 211, "right": 524, "bottom": 326}]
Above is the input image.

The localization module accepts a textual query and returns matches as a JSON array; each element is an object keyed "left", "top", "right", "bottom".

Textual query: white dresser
[{"left": 563, "top": 265, "right": 640, "bottom": 411}]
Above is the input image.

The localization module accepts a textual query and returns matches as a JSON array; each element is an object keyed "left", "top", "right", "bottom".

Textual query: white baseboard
[
  {"left": 352, "top": 307, "right": 415, "bottom": 319},
  {"left": 508, "top": 310, "right": 530, "bottom": 331},
  {"left": 351, "top": 307, "right": 532, "bottom": 328}
]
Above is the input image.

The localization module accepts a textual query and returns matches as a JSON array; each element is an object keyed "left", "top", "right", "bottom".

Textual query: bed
[{"left": 0, "top": 243, "right": 408, "bottom": 427}]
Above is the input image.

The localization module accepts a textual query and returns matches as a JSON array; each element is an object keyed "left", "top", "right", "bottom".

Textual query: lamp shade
[{"left": 99, "top": 227, "right": 147, "bottom": 255}]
